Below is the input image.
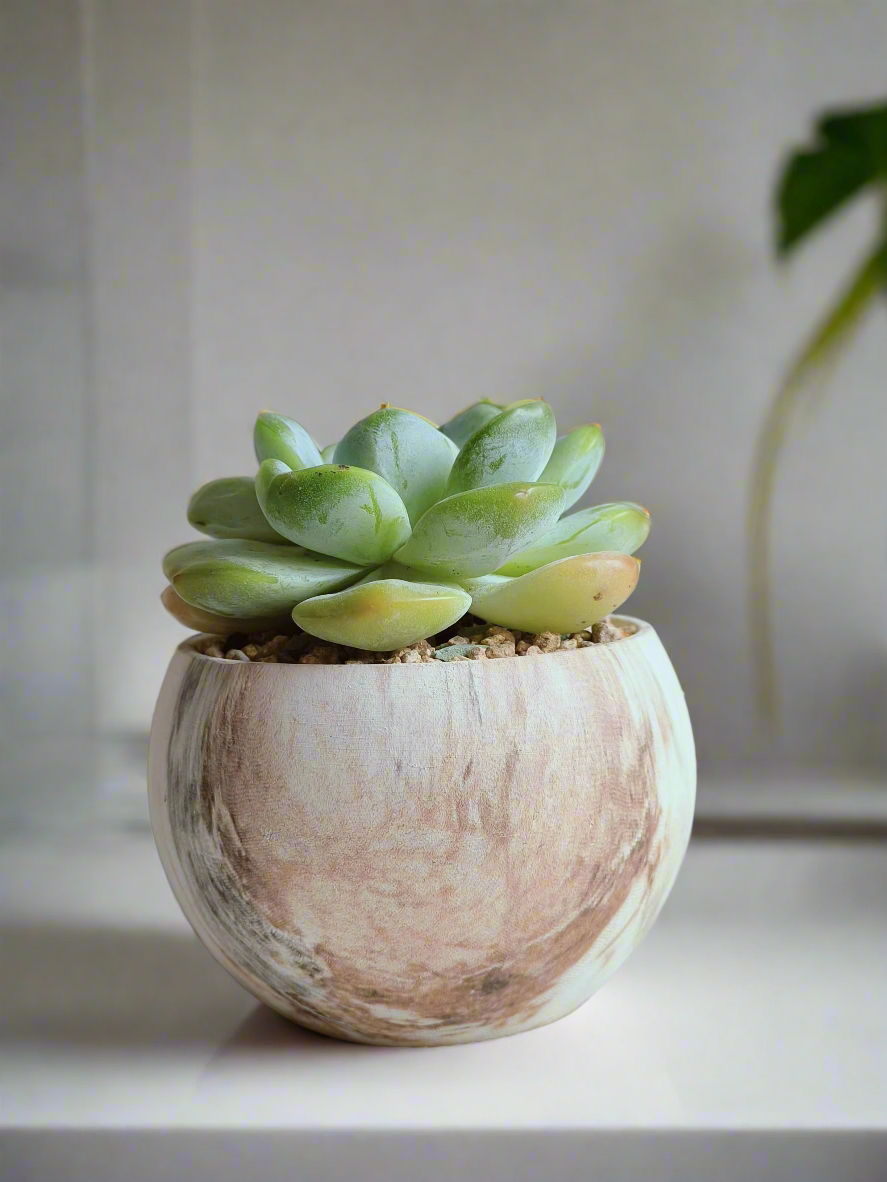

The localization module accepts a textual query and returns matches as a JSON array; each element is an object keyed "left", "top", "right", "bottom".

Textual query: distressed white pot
[{"left": 148, "top": 616, "right": 695, "bottom": 1046}]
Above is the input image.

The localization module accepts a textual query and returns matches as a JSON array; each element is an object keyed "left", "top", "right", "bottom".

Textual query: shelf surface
[{"left": 2, "top": 828, "right": 886, "bottom": 1179}]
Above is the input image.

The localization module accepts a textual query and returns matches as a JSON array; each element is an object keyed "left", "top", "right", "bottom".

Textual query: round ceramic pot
[{"left": 148, "top": 616, "right": 695, "bottom": 1046}]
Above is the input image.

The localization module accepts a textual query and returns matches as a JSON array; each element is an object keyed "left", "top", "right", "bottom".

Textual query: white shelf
[
  {"left": 695, "top": 773, "right": 887, "bottom": 823},
  {"left": 3, "top": 832, "right": 886, "bottom": 1180}
]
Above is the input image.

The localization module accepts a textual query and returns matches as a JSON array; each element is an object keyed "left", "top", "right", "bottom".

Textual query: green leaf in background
[
  {"left": 254, "top": 412, "right": 324, "bottom": 471},
  {"left": 776, "top": 100, "right": 887, "bottom": 257},
  {"left": 163, "top": 539, "right": 364, "bottom": 618},
  {"left": 394, "top": 482, "right": 566, "bottom": 578},
  {"left": 466, "top": 552, "right": 640, "bottom": 634},
  {"left": 537, "top": 424, "right": 606, "bottom": 511},
  {"left": 187, "top": 476, "right": 289, "bottom": 543},
  {"left": 334, "top": 406, "right": 458, "bottom": 524},
  {"left": 445, "top": 399, "right": 557, "bottom": 494},
  {"left": 292, "top": 579, "right": 471, "bottom": 651},
  {"left": 438, "top": 399, "right": 503, "bottom": 448},
  {"left": 819, "top": 102, "right": 887, "bottom": 173},
  {"left": 321, "top": 443, "right": 337, "bottom": 463},
  {"left": 496, "top": 501, "right": 650, "bottom": 576},
  {"left": 255, "top": 460, "right": 412, "bottom": 565}
]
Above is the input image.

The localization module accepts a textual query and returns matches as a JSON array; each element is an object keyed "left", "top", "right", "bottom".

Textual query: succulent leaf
[
  {"left": 394, "top": 482, "right": 565, "bottom": 578},
  {"left": 353, "top": 560, "right": 464, "bottom": 588},
  {"left": 468, "top": 552, "right": 640, "bottom": 633},
  {"left": 187, "top": 476, "right": 289, "bottom": 543},
  {"left": 255, "top": 461, "right": 412, "bottom": 565},
  {"left": 164, "top": 537, "right": 289, "bottom": 582},
  {"left": 320, "top": 443, "right": 337, "bottom": 463},
  {"left": 445, "top": 399, "right": 557, "bottom": 494},
  {"left": 438, "top": 399, "right": 503, "bottom": 448},
  {"left": 458, "top": 574, "right": 510, "bottom": 597},
  {"left": 160, "top": 584, "right": 292, "bottom": 635},
  {"left": 254, "top": 457, "right": 291, "bottom": 506},
  {"left": 292, "top": 579, "right": 471, "bottom": 651},
  {"left": 254, "top": 412, "right": 323, "bottom": 471},
  {"left": 334, "top": 406, "right": 458, "bottom": 524},
  {"left": 538, "top": 424, "right": 605, "bottom": 511},
  {"left": 495, "top": 501, "right": 650, "bottom": 576},
  {"left": 164, "top": 539, "right": 363, "bottom": 618}
]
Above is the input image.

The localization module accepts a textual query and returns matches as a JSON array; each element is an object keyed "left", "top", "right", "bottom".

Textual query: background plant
[
  {"left": 752, "top": 98, "right": 887, "bottom": 721},
  {"left": 163, "top": 400, "right": 649, "bottom": 651}
]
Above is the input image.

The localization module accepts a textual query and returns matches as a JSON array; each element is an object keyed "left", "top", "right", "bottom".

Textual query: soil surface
[{"left": 194, "top": 616, "right": 631, "bottom": 664}]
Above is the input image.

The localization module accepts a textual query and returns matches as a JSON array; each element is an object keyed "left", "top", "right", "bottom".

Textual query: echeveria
[{"left": 162, "top": 400, "right": 647, "bottom": 649}]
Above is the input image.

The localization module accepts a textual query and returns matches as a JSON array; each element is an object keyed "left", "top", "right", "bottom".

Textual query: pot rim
[{"left": 175, "top": 614, "right": 652, "bottom": 668}]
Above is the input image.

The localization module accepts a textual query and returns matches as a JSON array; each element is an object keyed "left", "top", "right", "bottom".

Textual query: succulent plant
[{"left": 162, "top": 401, "right": 650, "bottom": 651}]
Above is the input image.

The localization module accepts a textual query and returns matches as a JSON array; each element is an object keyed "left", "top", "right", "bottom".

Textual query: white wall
[
  {"left": 3, "top": 1, "right": 886, "bottom": 830},
  {"left": 188, "top": 0, "right": 887, "bottom": 771},
  {"left": 0, "top": 0, "right": 96, "bottom": 826},
  {"left": 83, "top": 0, "right": 194, "bottom": 740}
]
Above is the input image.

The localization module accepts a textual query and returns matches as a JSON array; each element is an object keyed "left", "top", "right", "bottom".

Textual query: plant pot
[{"left": 148, "top": 616, "right": 695, "bottom": 1046}]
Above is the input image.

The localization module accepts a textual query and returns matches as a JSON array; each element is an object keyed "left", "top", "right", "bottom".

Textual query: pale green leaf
[
  {"left": 438, "top": 400, "right": 503, "bottom": 448},
  {"left": 293, "top": 579, "right": 471, "bottom": 651},
  {"left": 445, "top": 399, "right": 557, "bottom": 494},
  {"left": 255, "top": 460, "right": 411, "bottom": 565},
  {"left": 394, "top": 482, "right": 566, "bottom": 578},
  {"left": 468, "top": 552, "right": 640, "bottom": 633},
  {"left": 354, "top": 560, "right": 465, "bottom": 588},
  {"left": 458, "top": 574, "right": 510, "bottom": 598},
  {"left": 538, "top": 424, "right": 605, "bottom": 511},
  {"left": 163, "top": 539, "right": 363, "bottom": 618},
  {"left": 254, "top": 458, "right": 291, "bottom": 507},
  {"left": 254, "top": 412, "right": 323, "bottom": 470},
  {"left": 160, "top": 584, "right": 292, "bottom": 635},
  {"left": 321, "top": 443, "right": 337, "bottom": 463},
  {"left": 496, "top": 501, "right": 650, "bottom": 576},
  {"left": 187, "top": 476, "right": 289, "bottom": 543},
  {"left": 164, "top": 537, "right": 296, "bottom": 581},
  {"left": 334, "top": 406, "right": 458, "bottom": 523}
]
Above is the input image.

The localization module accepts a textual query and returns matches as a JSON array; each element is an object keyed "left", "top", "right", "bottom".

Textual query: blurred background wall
[{"left": 3, "top": 0, "right": 886, "bottom": 830}]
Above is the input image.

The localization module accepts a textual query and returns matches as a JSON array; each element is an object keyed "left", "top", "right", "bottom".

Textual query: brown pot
[{"left": 148, "top": 616, "right": 695, "bottom": 1045}]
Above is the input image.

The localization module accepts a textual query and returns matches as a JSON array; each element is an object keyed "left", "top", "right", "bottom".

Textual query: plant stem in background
[
  {"left": 755, "top": 98, "right": 887, "bottom": 726},
  {"left": 749, "top": 240, "right": 887, "bottom": 726}
]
